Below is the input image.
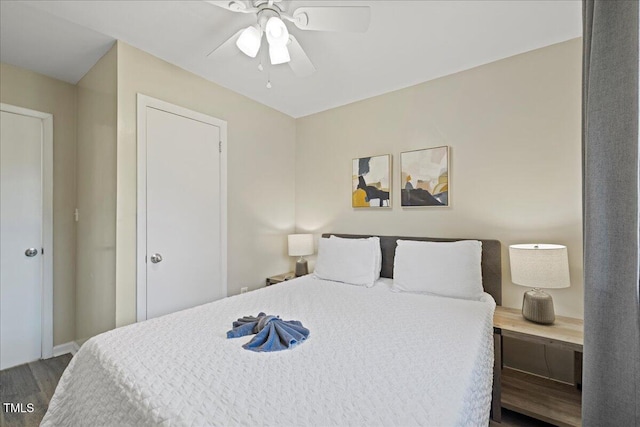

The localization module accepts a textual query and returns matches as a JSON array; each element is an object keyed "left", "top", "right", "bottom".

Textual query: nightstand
[
  {"left": 265, "top": 272, "right": 295, "bottom": 286},
  {"left": 492, "top": 306, "right": 583, "bottom": 426}
]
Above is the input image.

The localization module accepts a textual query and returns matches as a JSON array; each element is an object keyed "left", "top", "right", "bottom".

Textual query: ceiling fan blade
[
  {"left": 291, "top": 6, "right": 370, "bottom": 32},
  {"left": 206, "top": 29, "right": 244, "bottom": 59},
  {"left": 204, "top": 1, "right": 257, "bottom": 14},
  {"left": 287, "top": 35, "right": 316, "bottom": 77}
]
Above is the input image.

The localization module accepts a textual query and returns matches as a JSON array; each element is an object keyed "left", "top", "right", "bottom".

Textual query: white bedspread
[{"left": 42, "top": 276, "right": 495, "bottom": 427}]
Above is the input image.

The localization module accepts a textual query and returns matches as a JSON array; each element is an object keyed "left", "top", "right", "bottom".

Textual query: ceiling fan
[{"left": 206, "top": 0, "right": 371, "bottom": 77}]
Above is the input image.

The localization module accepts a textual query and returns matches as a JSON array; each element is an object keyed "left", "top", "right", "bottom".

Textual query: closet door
[
  {"left": 0, "top": 111, "right": 43, "bottom": 369},
  {"left": 143, "top": 105, "right": 223, "bottom": 320}
]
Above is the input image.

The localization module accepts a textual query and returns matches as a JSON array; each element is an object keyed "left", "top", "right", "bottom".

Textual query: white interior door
[
  {"left": 1, "top": 111, "right": 43, "bottom": 370},
  {"left": 144, "top": 105, "right": 224, "bottom": 319}
]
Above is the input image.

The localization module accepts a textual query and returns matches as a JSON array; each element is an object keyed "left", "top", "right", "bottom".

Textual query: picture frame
[
  {"left": 400, "top": 146, "right": 449, "bottom": 207},
  {"left": 352, "top": 154, "right": 392, "bottom": 208}
]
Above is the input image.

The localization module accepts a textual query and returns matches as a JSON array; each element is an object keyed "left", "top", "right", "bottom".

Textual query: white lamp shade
[
  {"left": 288, "top": 234, "right": 314, "bottom": 257},
  {"left": 236, "top": 25, "right": 261, "bottom": 58},
  {"left": 265, "top": 17, "right": 289, "bottom": 46},
  {"left": 509, "top": 244, "right": 570, "bottom": 289},
  {"left": 269, "top": 44, "right": 290, "bottom": 65}
]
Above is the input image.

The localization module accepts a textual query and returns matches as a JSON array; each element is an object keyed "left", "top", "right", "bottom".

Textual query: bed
[{"left": 42, "top": 235, "right": 501, "bottom": 427}]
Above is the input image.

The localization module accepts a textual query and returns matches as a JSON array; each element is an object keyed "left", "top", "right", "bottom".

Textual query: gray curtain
[{"left": 583, "top": 0, "right": 640, "bottom": 425}]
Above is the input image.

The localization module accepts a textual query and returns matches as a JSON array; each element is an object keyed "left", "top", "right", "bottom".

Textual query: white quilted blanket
[{"left": 42, "top": 276, "right": 495, "bottom": 427}]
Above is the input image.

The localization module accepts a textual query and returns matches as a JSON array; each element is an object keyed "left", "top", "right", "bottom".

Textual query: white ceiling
[{"left": 0, "top": 0, "right": 581, "bottom": 118}]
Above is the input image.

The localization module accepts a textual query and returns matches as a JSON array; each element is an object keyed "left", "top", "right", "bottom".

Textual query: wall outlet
[{"left": 240, "top": 287, "right": 248, "bottom": 294}]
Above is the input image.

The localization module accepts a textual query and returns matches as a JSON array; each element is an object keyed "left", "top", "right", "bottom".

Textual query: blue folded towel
[{"left": 227, "top": 312, "right": 310, "bottom": 352}]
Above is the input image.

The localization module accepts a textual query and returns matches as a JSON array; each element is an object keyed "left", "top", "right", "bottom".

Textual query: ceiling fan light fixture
[
  {"left": 269, "top": 44, "right": 290, "bottom": 65},
  {"left": 236, "top": 25, "right": 262, "bottom": 58},
  {"left": 265, "top": 16, "right": 289, "bottom": 46}
]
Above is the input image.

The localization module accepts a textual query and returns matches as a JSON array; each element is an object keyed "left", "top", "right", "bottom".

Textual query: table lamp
[
  {"left": 288, "top": 234, "right": 314, "bottom": 277},
  {"left": 509, "top": 244, "right": 570, "bottom": 324}
]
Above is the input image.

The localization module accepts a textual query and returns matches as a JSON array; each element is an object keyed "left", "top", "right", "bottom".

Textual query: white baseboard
[{"left": 52, "top": 341, "right": 80, "bottom": 357}]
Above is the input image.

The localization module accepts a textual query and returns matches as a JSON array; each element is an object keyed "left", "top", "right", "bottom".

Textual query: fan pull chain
[
  {"left": 266, "top": 67, "right": 272, "bottom": 89},
  {"left": 258, "top": 44, "right": 271, "bottom": 88}
]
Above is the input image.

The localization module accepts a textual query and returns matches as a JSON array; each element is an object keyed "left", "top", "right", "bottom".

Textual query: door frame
[
  {"left": 136, "top": 94, "right": 227, "bottom": 322},
  {"left": 0, "top": 103, "right": 54, "bottom": 359}
]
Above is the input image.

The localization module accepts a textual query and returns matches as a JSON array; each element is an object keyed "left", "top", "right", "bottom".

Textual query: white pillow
[
  {"left": 392, "top": 240, "right": 484, "bottom": 300},
  {"left": 330, "top": 235, "right": 382, "bottom": 281},
  {"left": 314, "top": 237, "right": 378, "bottom": 287}
]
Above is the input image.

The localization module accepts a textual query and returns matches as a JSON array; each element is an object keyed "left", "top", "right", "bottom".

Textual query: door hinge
[
  {"left": 74, "top": 208, "right": 79, "bottom": 222},
  {"left": 219, "top": 141, "right": 222, "bottom": 153}
]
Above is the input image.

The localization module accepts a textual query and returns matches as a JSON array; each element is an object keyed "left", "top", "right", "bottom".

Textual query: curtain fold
[{"left": 582, "top": 1, "right": 640, "bottom": 425}]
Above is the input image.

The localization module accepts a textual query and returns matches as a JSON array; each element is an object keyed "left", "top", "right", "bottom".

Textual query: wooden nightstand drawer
[{"left": 265, "top": 272, "right": 295, "bottom": 286}]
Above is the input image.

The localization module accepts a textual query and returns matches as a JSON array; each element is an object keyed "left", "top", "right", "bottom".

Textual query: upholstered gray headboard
[{"left": 322, "top": 234, "right": 502, "bottom": 305}]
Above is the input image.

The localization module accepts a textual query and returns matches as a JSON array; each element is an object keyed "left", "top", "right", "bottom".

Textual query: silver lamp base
[
  {"left": 295, "top": 258, "right": 308, "bottom": 277},
  {"left": 522, "top": 289, "right": 555, "bottom": 324}
]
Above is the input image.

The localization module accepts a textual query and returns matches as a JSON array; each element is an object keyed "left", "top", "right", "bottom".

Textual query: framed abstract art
[
  {"left": 400, "top": 146, "right": 449, "bottom": 207},
  {"left": 352, "top": 154, "right": 391, "bottom": 208}
]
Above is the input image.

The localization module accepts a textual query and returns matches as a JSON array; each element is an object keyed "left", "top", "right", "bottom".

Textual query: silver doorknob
[
  {"left": 150, "top": 253, "right": 163, "bottom": 264},
  {"left": 25, "top": 248, "right": 38, "bottom": 257}
]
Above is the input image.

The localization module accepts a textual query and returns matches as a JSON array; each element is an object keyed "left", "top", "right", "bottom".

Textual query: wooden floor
[
  {"left": 2, "top": 354, "right": 552, "bottom": 427},
  {"left": 495, "top": 409, "right": 557, "bottom": 427},
  {"left": 0, "top": 354, "right": 72, "bottom": 427}
]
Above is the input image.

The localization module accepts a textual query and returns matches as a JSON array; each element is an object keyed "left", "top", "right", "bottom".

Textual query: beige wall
[
  {"left": 295, "top": 39, "right": 582, "bottom": 382},
  {"left": 115, "top": 42, "right": 296, "bottom": 327},
  {"left": 75, "top": 45, "right": 118, "bottom": 342},
  {"left": 0, "top": 63, "right": 77, "bottom": 346}
]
